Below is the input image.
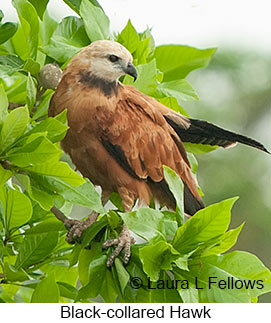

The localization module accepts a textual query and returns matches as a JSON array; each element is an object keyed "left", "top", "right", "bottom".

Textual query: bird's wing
[
  {"left": 130, "top": 87, "right": 269, "bottom": 153},
  {"left": 97, "top": 85, "right": 202, "bottom": 207}
]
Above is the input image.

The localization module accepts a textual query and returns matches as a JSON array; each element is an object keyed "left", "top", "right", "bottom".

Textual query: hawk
[{"left": 49, "top": 40, "right": 269, "bottom": 266}]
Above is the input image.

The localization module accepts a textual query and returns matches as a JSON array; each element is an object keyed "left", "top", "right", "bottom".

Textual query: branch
[{"left": 50, "top": 206, "right": 68, "bottom": 223}]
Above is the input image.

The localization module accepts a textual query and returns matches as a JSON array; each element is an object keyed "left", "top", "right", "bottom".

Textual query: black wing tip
[
  {"left": 263, "top": 147, "right": 271, "bottom": 154},
  {"left": 226, "top": 141, "right": 270, "bottom": 154},
  {"left": 187, "top": 118, "right": 270, "bottom": 155},
  {"left": 238, "top": 139, "right": 270, "bottom": 155},
  {"left": 259, "top": 147, "right": 270, "bottom": 154}
]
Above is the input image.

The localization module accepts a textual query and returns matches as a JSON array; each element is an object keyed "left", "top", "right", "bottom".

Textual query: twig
[
  {"left": 50, "top": 206, "right": 69, "bottom": 223},
  {"left": 8, "top": 102, "right": 22, "bottom": 110}
]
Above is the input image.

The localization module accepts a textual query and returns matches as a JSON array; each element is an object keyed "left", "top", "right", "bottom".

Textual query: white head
[{"left": 68, "top": 40, "right": 137, "bottom": 83}]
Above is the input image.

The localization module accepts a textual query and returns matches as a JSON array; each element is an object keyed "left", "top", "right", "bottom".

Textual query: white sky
[{"left": 1, "top": 0, "right": 271, "bottom": 52}]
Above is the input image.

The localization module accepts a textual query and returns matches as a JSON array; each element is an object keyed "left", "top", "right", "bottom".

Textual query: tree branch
[{"left": 50, "top": 206, "right": 68, "bottom": 223}]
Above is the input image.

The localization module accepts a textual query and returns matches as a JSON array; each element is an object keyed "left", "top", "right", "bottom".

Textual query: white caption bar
[{"left": 1, "top": 303, "right": 270, "bottom": 322}]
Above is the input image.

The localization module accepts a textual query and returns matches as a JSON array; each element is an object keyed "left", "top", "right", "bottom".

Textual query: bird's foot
[
  {"left": 64, "top": 219, "right": 89, "bottom": 244},
  {"left": 102, "top": 225, "right": 136, "bottom": 267},
  {"left": 64, "top": 212, "right": 98, "bottom": 244}
]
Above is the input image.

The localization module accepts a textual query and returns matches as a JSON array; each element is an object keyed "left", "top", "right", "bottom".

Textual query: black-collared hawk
[{"left": 49, "top": 40, "right": 269, "bottom": 266}]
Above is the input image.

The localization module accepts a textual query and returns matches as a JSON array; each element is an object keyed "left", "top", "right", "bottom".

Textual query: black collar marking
[{"left": 79, "top": 71, "right": 118, "bottom": 97}]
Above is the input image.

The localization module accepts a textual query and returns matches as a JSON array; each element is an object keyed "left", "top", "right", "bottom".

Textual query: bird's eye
[{"left": 109, "top": 55, "right": 119, "bottom": 63}]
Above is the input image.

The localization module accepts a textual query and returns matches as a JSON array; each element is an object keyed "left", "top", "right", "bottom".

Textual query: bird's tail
[
  {"left": 184, "top": 182, "right": 204, "bottom": 216},
  {"left": 149, "top": 178, "right": 204, "bottom": 216},
  {"left": 166, "top": 116, "right": 270, "bottom": 154}
]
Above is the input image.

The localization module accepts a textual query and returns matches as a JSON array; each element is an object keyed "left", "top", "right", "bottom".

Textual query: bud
[{"left": 39, "top": 63, "right": 62, "bottom": 89}]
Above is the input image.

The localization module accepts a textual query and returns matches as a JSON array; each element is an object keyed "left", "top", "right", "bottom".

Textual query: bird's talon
[
  {"left": 103, "top": 225, "right": 135, "bottom": 267},
  {"left": 63, "top": 212, "right": 99, "bottom": 244},
  {"left": 64, "top": 219, "right": 90, "bottom": 244}
]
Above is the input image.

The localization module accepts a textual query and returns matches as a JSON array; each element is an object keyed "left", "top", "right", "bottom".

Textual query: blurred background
[
  {"left": 2, "top": 0, "right": 271, "bottom": 301},
  {"left": 187, "top": 51, "right": 271, "bottom": 303}
]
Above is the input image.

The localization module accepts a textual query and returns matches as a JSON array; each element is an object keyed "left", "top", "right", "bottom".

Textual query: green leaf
[
  {"left": 210, "top": 251, "right": 271, "bottom": 298},
  {"left": 0, "top": 165, "right": 12, "bottom": 186},
  {"left": 63, "top": 0, "right": 82, "bottom": 14},
  {"left": 146, "top": 271, "right": 184, "bottom": 303},
  {"left": 78, "top": 245, "right": 102, "bottom": 285},
  {"left": 32, "top": 90, "right": 54, "bottom": 121},
  {"left": 31, "top": 273, "right": 60, "bottom": 303},
  {"left": 4, "top": 263, "right": 29, "bottom": 282},
  {"left": 0, "top": 54, "right": 24, "bottom": 76},
  {"left": 155, "top": 45, "right": 216, "bottom": 81},
  {"left": 54, "top": 109, "right": 67, "bottom": 124},
  {"left": 139, "top": 240, "right": 179, "bottom": 281},
  {"left": 117, "top": 19, "right": 139, "bottom": 53},
  {"left": 0, "top": 106, "right": 29, "bottom": 155},
  {"left": 182, "top": 251, "right": 271, "bottom": 302},
  {"left": 173, "top": 268, "right": 199, "bottom": 302},
  {"left": 123, "top": 59, "right": 157, "bottom": 95},
  {"left": 100, "top": 269, "right": 118, "bottom": 302},
  {"left": 58, "top": 178, "right": 105, "bottom": 213},
  {"left": 7, "top": 136, "right": 62, "bottom": 167},
  {"left": 174, "top": 254, "right": 189, "bottom": 271},
  {"left": 157, "top": 79, "right": 199, "bottom": 104},
  {"left": 12, "top": 0, "right": 39, "bottom": 59},
  {"left": 81, "top": 215, "right": 108, "bottom": 248},
  {"left": 0, "top": 22, "right": 18, "bottom": 45},
  {"left": 28, "top": 0, "right": 49, "bottom": 20},
  {"left": 114, "top": 258, "right": 130, "bottom": 294},
  {"left": 158, "top": 97, "right": 189, "bottom": 117},
  {"left": 69, "top": 244, "right": 82, "bottom": 267},
  {"left": 52, "top": 16, "right": 89, "bottom": 47},
  {"left": 109, "top": 192, "right": 124, "bottom": 212},
  {"left": 139, "top": 27, "right": 155, "bottom": 55},
  {"left": 134, "top": 38, "right": 151, "bottom": 65},
  {"left": 42, "top": 16, "right": 89, "bottom": 63},
  {"left": 80, "top": 0, "right": 110, "bottom": 41},
  {"left": 184, "top": 264, "right": 251, "bottom": 303},
  {"left": 27, "top": 161, "right": 85, "bottom": 186},
  {"left": 40, "top": 10, "right": 57, "bottom": 46},
  {"left": 125, "top": 245, "right": 149, "bottom": 283},
  {"left": 57, "top": 282, "right": 77, "bottom": 300},
  {"left": 173, "top": 197, "right": 238, "bottom": 254},
  {"left": 63, "top": 0, "right": 105, "bottom": 15},
  {"left": 10, "top": 24, "right": 31, "bottom": 60},
  {"left": 23, "top": 58, "right": 40, "bottom": 76},
  {"left": 163, "top": 166, "right": 184, "bottom": 225},
  {"left": 187, "top": 153, "right": 198, "bottom": 175},
  {"left": 4, "top": 75, "right": 27, "bottom": 104},
  {"left": 77, "top": 254, "right": 107, "bottom": 300},
  {"left": 183, "top": 142, "right": 219, "bottom": 154},
  {"left": 0, "top": 84, "right": 8, "bottom": 123},
  {"left": 25, "top": 217, "right": 65, "bottom": 234},
  {"left": 15, "top": 231, "right": 59, "bottom": 269},
  {"left": 15, "top": 174, "right": 54, "bottom": 211},
  {"left": 163, "top": 211, "right": 178, "bottom": 237},
  {"left": 107, "top": 210, "right": 121, "bottom": 230},
  {"left": 26, "top": 73, "right": 36, "bottom": 111},
  {"left": 203, "top": 222, "right": 245, "bottom": 256},
  {"left": 29, "top": 175, "right": 104, "bottom": 213},
  {"left": 0, "top": 46, "right": 9, "bottom": 55},
  {"left": 28, "top": 117, "right": 69, "bottom": 143},
  {"left": 121, "top": 208, "right": 166, "bottom": 243},
  {"left": 64, "top": 0, "right": 103, "bottom": 15},
  {"left": 0, "top": 185, "right": 32, "bottom": 231}
]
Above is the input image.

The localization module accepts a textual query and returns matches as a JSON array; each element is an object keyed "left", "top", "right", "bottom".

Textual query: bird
[{"left": 48, "top": 40, "right": 269, "bottom": 266}]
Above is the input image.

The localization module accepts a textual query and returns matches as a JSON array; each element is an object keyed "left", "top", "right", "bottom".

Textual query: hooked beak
[{"left": 125, "top": 62, "right": 137, "bottom": 81}]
